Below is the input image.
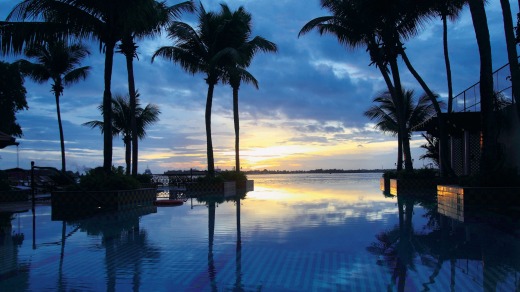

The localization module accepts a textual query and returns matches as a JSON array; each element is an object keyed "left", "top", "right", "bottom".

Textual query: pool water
[{"left": 1, "top": 173, "right": 519, "bottom": 291}]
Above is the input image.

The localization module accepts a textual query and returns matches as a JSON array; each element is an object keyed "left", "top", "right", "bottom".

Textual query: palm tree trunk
[
  {"left": 124, "top": 136, "right": 131, "bottom": 176},
  {"left": 103, "top": 41, "right": 116, "bottom": 172},
  {"left": 206, "top": 82, "right": 216, "bottom": 177},
  {"left": 397, "top": 130, "right": 403, "bottom": 171},
  {"left": 400, "top": 50, "right": 455, "bottom": 177},
  {"left": 389, "top": 58, "right": 413, "bottom": 171},
  {"left": 55, "top": 92, "right": 66, "bottom": 172},
  {"left": 123, "top": 43, "right": 139, "bottom": 176},
  {"left": 233, "top": 86, "right": 240, "bottom": 173},
  {"left": 468, "top": 0, "right": 498, "bottom": 175},
  {"left": 442, "top": 14, "right": 454, "bottom": 114},
  {"left": 370, "top": 40, "right": 402, "bottom": 170},
  {"left": 500, "top": 0, "right": 520, "bottom": 111}
]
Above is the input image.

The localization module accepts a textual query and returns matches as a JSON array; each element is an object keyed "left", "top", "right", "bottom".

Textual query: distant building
[{"left": 144, "top": 168, "right": 152, "bottom": 175}]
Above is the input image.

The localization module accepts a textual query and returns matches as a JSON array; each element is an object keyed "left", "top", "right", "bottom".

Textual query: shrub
[
  {"left": 135, "top": 173, "right": 152, "bottom": 185},
  {"left": 78, "top": 166, "right": 140, "bottom": 191},
  {"left": 217, "top": 170, "right": 247, "bottom": 182},
  {"left": 194, "top": 171, "right": 248, "bottom": 184}
]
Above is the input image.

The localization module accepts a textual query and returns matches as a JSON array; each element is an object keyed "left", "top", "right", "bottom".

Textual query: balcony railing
[{"left": 452, "top": 60, "right": 516, "bottom": 112}]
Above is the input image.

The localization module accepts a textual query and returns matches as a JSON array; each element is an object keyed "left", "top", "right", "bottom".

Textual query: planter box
[
  {"left": 380, "top": 177, "right": 390, "bottom": 193},
  {"left": 390, "top": 178, "right": 438, "bottom": 196},
  {"left": 51, "top": 188, "right": 156, "bottom": 212},
  {"left": 53, "top": 202, "right": 157, "bottom": 221},
  {"left": 236, "top": 180, "right": 254, "bottom": 192},
  {"left": 0, "top": 189, "right": 29, "bottom": 202},
  {"left": 186, "top": 180, "right": 254, "bottom": 197},
  {"left": 437, "top": 185, "right": 520, "bottom": 222}
]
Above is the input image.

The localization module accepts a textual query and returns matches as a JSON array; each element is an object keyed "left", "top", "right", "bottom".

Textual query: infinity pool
[{"left": 1, "top": 173, "right": 519, "bottom": 291}]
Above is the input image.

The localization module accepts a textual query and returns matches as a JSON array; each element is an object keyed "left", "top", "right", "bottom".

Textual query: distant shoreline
[{"left": 244, "top": 169, "right": 390, "bottom": 175}]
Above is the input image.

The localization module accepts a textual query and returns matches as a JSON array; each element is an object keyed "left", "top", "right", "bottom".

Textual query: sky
[{"left": 0, "top": 0, "right": 518, "bottom": 174}]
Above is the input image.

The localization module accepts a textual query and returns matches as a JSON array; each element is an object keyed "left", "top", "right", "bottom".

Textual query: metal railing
[{"left": 452, "top": 60, "right": 516, "bottom": 112}]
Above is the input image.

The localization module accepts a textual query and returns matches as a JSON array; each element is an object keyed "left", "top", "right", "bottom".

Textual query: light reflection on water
[{"left": 1, "top": 173, "right": 519, "bottom": 291}]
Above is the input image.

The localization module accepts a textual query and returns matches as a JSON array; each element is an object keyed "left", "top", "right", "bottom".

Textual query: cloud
[{"left": 1, "top": 1, "right": 516, "bottom": 173}]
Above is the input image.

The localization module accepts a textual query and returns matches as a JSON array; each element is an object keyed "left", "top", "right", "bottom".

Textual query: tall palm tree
[
  {"left": 218, "top": 4, "right": 277, "bottom": 174},
  {"left": 8, "top": 0, "right": 168, "bottom": 172},
  {"left": 83, "top": 94, "right": 160, "bottom": 175},
  {"left": 299, "top": 0, "right": 419, "bottom": 171},
  {"left": 117, "top": 0, "right": 194, "bottom": 176},
  {"left": 499, "top": 0, "right": 520, "bottom": 111},
  {"left": 300, "top": 0, "right": 455, "bottom": 174},
  {"left": 467, "top": 0, "right": 497, "bottom": 175},
  {"left": 428, "top": 0, "right": 466, "bottom": 114},
  {"left": 16, "top": 40, "right": 90, "bottom": 172},
  {"left": 152, "top": 3, "right": 241, "bottom": 177},
  {"left": 364, "top": 89, "right": 439, "bottom": 168}
]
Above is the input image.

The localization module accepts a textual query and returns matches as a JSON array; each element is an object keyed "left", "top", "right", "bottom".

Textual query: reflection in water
[
  {"left": 70, "top": 206, "right": 159, "bottom": 291},
  {"left": 367, "top": 196, "right": 420, "bottom": 291},
  {"left": 0, "top": 211, "right": 29, "bottom": 291},
  {"left": 368, "top": 193, "right": 520, "bottom": 292},
  {"left": 208, "top": 199, "right": 217, "bottom": 291},
  {"left": 196, "top": 190, "right": 249, "bottom": 291},
  {"left": 235, "top": 194, "right": 242, "bottom": 292},
  {"left": 2, "top": 174, "right": 520, "bottom": 290}
]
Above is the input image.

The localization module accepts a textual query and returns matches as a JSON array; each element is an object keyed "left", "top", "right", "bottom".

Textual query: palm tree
[
  {"left": 117, "top": 0, "right": 193, "bottom": 176},
  {"left": 83, "top": 93, "right": 160, "bottom": 175},
  {"left": 218, "top": 4, "right": 277, "bottom": 174},
  {"left": 428, "top": 0, "right": 466, "bottom": 114},
  {"left": 419, "top": 133, "right": 439, "bottom": 168},
  {"left": 16, "top": 40, "right": 90, "bottom": 172},
  {"left": 299, "top": 0, "right": 420, "bottom": 171},
  {"left": 8, "top": 0, "right": 169, "bottom": 172},
  {"left": 152, "top": 3, "right": 241, "bottom": 177},
  {"left": 499, "top": 0, "right": 520, "bottom": 112},
  {"left": 300, "top": 0, "right": 455, "bottom": 174},
  {"left": 467, "top": 0, "right": 497, "bottom": 175},
  {"left": 364, "top": 89, "right": 439, "bottom": 168}
]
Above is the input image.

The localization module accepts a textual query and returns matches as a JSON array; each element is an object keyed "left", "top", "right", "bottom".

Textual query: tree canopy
[{"left": 0, "top": 61, "right": 28, "bottom": 137}]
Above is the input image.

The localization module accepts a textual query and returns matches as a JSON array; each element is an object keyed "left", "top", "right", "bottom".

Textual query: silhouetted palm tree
[
  {"left": 427, "top": 0, "right": 465, "bottom": 114},
  {"left": 83, "top": 94, "right": 160, "bottom": 175},
  {"left": 364, "top": 89, "right": 439, "bottom": 168},
  {"left": 117, "top": 0, "right": 193, "bottom": 176},
  {"left": 419, "top": 133, "right": 439, "bottom": 168},
  {"left": 218, "top": 4, "right": 277, "bottom": 174},
  {"left": 499, "top": 0, "right": 520, "bottom": 112},
  {"left": 300, "top": 0, "right": 456, "bottom": 174},
  {"left": 17, "top": 40, "right": 90, "bottom": 172},
  {"left": 467, "top": 0, "right": 498, "bottom": 175},
  {"left": 153, "top": 3, "right": 249, "bottom": 177},
  {"left": 8, "top": 0, "right": 169, "bottom": 172},
  {"left": 299, "top": 0, "right": 426, "bottom": 171}
]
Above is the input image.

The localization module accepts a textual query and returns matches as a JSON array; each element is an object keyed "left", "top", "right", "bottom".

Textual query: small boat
[{"left": 154, "top": 199, "right": 184, "bottom": 206}]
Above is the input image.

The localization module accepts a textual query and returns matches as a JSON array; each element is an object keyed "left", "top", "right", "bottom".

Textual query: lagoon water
[{"left": 1, "top": 173, "right": 519, "bottom": 291}]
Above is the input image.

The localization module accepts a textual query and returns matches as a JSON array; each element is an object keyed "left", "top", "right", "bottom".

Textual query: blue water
[{"left": 1, "top": 173, "right": 519, "bottom": 291}]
